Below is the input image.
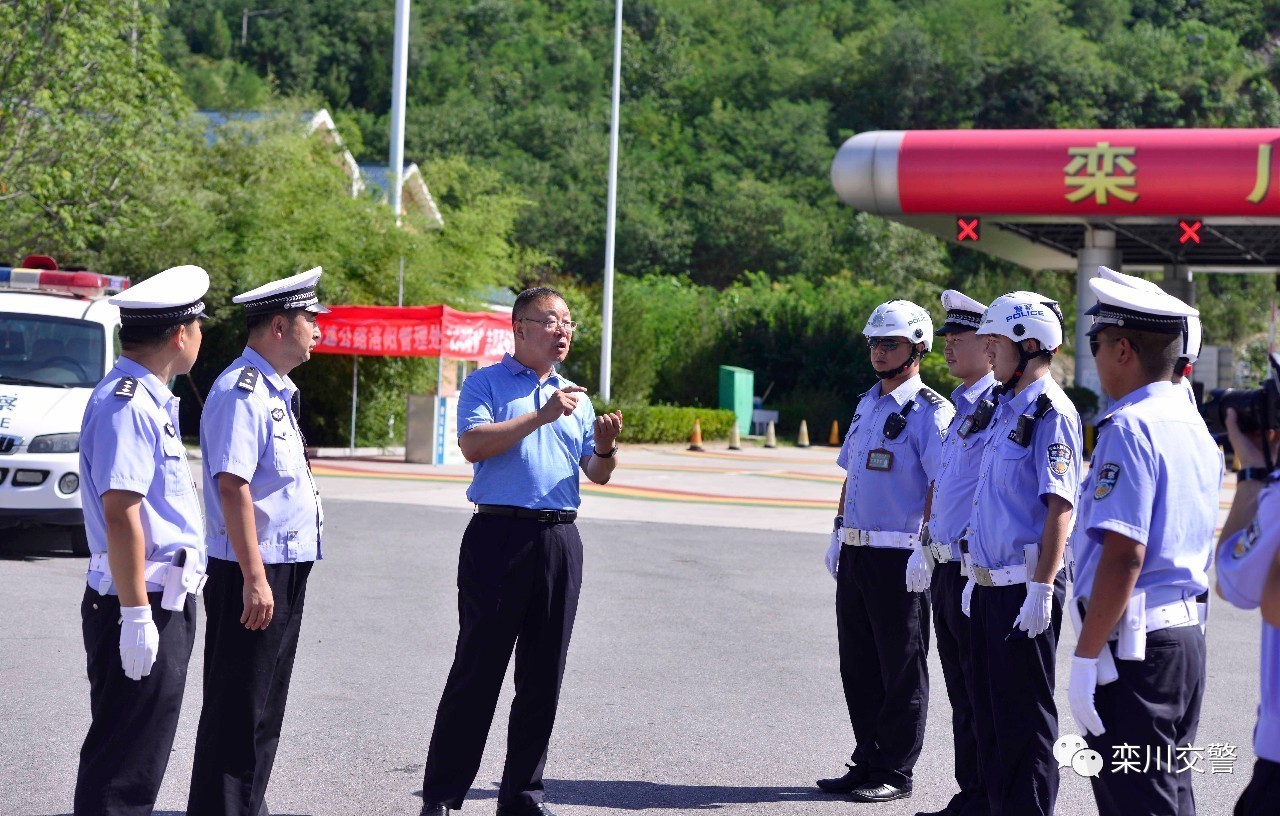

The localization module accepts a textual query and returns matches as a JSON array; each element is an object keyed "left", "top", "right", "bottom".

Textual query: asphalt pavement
[{"left": 0, "top": 447, "right": 1266, "bottom": 815}]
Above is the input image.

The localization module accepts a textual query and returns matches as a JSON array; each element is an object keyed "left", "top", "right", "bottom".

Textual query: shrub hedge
[{"left": 592, "top": 401, "right": 737, "bottom": 444}]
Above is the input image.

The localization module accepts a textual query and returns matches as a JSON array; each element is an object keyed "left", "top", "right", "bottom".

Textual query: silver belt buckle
[{"left": 973, "top": 565, "right": 993, "bottom": 587}]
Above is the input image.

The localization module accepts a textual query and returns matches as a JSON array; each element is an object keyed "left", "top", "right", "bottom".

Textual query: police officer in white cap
[
  {"left": 913, "top": 290, "right": 996, "bottom": 816},
  {"left": 967, "top": 291, "right": 1081, "bottom": 816},
  {"left": 188, "top": 268, "right": 327, "bottom": 816},
  {"left": 818, "top": 299, "right": 954, "bottom": 804},
  {"left": 1068, "top": 277, "right": 1219, "bottom": 816},
  {"left": 75, "top": 265, "right": 210, "bottom": 815}
]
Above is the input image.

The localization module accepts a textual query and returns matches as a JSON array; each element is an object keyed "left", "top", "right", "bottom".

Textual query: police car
[{"left": 0, "top": 257, "right": 128, "bottom": 555}]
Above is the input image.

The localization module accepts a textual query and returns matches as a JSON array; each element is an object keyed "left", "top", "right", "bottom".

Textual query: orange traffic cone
[
  {"left": 829, "top": 420, "right": 840, "bottom": 446},
  {"left": 728, "top": 422, "right": 741, "bottom": 450},
  {"left": 764, "top": 420, "right": 777, "bottom": 449},
  {"left": 688, "top": 418, "right": 705, "bottom": 452},
  {"left": 797, "top": 420, "right": 811, "bottom": 448}
]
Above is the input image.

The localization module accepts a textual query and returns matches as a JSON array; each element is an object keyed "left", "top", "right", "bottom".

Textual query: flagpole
[
  {"left": 389, "top": 0, "right": 409, "bottom": 229},
  {"left": 600, "top": 0, "right": 623, "bottom": 404}
]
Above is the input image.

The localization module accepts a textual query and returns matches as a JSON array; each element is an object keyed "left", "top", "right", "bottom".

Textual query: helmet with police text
[
  {"left": 863, "top": 300, "right": 934, "bottom": 351},
  {"left": 976, "top": 291, "right": 1064, "bottom": 352}
]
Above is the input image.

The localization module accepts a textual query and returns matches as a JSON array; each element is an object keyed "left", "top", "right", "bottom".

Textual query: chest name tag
[{"left": 866, "top": 448, "right": 894, "bottom": 472}]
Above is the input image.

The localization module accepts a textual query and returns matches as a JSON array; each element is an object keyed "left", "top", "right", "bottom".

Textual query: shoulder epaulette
[
  {"left": 113, "top": 377, "right": 138, "bottom": 399},
  {"left": 917, "top": 387, "right": 946, "bottom": 407},
  {"left": 236, "top": 366, "right": 260, "bottom": 393}
]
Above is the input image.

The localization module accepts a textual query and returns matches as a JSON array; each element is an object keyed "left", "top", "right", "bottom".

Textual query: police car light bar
[{"left": 0, "top": 267, "right": 128, "bottom": 298}]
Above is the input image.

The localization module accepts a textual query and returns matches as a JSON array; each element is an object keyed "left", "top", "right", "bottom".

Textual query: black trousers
[
  {"left": 836, "top": 544, "right": 930, "bottom": 789},
  {"left": 422, "top": 514, "right": 584, "bottom": 810},
  {"left": 967, "top": 573, "right": 1065, "bottom": 816},
  {"left": 74, "top": 587, "right": 198, "bottom": 816},
  {"left": 1235, "top": 758, "right": 1280, "bottom": 816},
  {"left": 930, "top": 560, "right": 989, "bottom": 816},
  {"left": 187, "top": 557, "right": 314, "bottom": 816},
  {"left": 1085, "top": 625, "right": 1206, "bottom": 816}
]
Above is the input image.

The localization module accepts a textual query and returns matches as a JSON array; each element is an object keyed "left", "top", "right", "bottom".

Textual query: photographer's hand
[{"left": 1226, "top": 408, "right": 1270, "bottom": 469}]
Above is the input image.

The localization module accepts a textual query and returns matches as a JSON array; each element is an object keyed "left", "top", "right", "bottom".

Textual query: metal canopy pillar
[
  {"left": 1076, "top": 230, "right": 1120, "bottom": 399},
  {"left": 1163, "top": 264, "right": 1195, "bottom": 307}
]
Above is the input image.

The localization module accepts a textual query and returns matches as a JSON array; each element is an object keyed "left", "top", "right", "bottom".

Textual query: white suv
[{"left": 0, "top": 259, "right": 126, "bottom": 555}]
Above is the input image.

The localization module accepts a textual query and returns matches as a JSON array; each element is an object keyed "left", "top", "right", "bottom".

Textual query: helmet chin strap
[
  {"left": 1000, "top": 346, "right": 1053, "bottom": 393},
  {"left": 875, "top": 347, "right": 923, "bottom": 380}
]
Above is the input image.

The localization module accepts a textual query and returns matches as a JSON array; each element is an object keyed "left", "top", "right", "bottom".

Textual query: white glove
[
  {"left": 905, "top": 547, "right": 931, "bottom": 593},
  {"left": 119, "top": 605, "right": 159, "bottom": 681},
  {"left": 961, "top": 577, "right": 974, "bottom": 617},
  {"left": 1069, "top": 655, "right": 1107, "bottom": 736},
  {"left": 825, "top": 531, "right": 841, "bottom": 579},
  {"left": 1014, "top": 580, "right": 1054, "bottom": 637}
]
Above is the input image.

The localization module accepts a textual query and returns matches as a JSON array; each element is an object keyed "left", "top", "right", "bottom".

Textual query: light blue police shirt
[
  {"left": 201, "top": 347, "right": 323, "bottom": 564},
  {"left": 1071, "top": 381, "right": 1221, "bottom": 608},
  {"left": 928, "top": 372, "right": 998, "bottom": 558},
  {"left": 1218, "top": 479, "right": 1280, "bottom": 762},
  {"left": 459, "top": 354, "right": 597, "bottom": 511},
  {"left": 80, "top": 357, "right": 205, "bottom": 593},
  {"left": 836, "top": 374, "right": 954, "bottom": 537},
  {"left": 969, "top": 375, "right": 1082, "bottom": 569}
]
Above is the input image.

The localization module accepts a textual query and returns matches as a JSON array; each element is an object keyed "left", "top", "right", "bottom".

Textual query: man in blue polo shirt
[{"left": 419, "top": 286, "right": 622, "bottom": 816}]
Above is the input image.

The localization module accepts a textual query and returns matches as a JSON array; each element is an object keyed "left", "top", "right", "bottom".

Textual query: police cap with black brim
[
  {"left": 234, "top": 267, "right": 331, "bottom": 316},
  {"left": 109, "top": 265, "right": 210, "bottom": 327},
  {"left": 1086, "top": 276, "right": 1198, "bottom": 339},
  {"left": 937, "top": 289, "right": 987, "bottom": 335}
]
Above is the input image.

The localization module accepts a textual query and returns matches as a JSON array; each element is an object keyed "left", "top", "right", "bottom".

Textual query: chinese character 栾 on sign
[{"left": 1065, "top": 142, "right": 1138, "bottom": 205}]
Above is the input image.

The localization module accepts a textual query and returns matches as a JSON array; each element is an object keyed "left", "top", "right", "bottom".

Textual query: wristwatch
[
  {"left": 594, "top": 445, "right": 618, "bottom": 458},
  {"left": 1237, "top": 467, "right": 1276, "bottom": 483}
]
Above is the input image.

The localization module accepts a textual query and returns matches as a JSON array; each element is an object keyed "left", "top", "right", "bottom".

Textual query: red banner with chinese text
[
  {"left": 896, "top": 129, "right": 1280, "bottom": 216},
  {"left": 312, "top": 305, "right": 514, "bottom": 362}
]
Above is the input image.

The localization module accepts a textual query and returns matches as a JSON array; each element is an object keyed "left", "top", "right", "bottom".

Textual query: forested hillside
[{"left": 9, "top": 1, "right": 1280, "bottom": 441}]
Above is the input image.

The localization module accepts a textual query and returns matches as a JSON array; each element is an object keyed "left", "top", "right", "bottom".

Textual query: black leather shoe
[
  {"left": 850, "top": 782, "right": 913, "bottom": 803},
  {"left": 817, "top": 763, "right": 869, "bottom": 793},
  {"left": 420, "top": 803, "right": 450, "bottom": 816},
  {"left": 495, "top": 804, "right": 557, "bottom": 816}
]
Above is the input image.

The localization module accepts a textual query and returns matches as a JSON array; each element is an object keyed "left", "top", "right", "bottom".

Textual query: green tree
[{"left": 0, "top": 0, "right": 189, "bottom": 260}]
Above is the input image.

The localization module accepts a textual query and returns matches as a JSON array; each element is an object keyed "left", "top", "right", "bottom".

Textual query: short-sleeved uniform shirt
[
  {"left": 969, "top": 375, "right": 1082, "bottom": 569},
  {"left": 1071, "top": 381, "right": 1221, "bottom": 609},
  {"left": 1218, "top": 479, "right": 1280, "bottom": 762},
  {"left": 928, "top": 372, "right": 999, "bottom": 559},
  {"left": 80, "top": 357, "right": 205, "bottom": 593},
  {"left": 458, "top": 354, "right": 596, "bottom": 511},
  {"left": 836, "top": 374, "right": 954, "bottom": 538},
  {"left": 201, "top": 347, "right": 323, "bottom": 564}
]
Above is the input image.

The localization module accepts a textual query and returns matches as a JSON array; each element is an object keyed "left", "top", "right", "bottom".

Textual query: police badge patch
[
  {"left": 1047, "top": 443, "right": 1072, "bottom": 476},
  {"left": 271, "top": 407, "right": 286, "bottom": 422},
  {"left": 1232, "top": 517, "right": 1261, "bottom": 561},
  {"left": 1094, "top": 462, "right": 1120, "bottom": 500}
]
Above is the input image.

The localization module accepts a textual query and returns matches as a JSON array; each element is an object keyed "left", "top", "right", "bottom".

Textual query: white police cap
[
  {"left": 233, "top": 267, "right": 330, "bottom": 316},
  {"left": 109, "top": 264, "right": 210, "bottom": 327},
  {"left": 937, "top": 289, "right": 987, "bottom": 335},
  {"left": 1086, "top": 277, "right": 1198, "bottom": 339},
  {"left": 1096, "top": 265, "right": 1163, "bottom": 294}
]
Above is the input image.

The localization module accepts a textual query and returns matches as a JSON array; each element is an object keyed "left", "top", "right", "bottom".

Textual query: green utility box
[{"left": 718, "top": 365, "right": 754, "bottom": 436}]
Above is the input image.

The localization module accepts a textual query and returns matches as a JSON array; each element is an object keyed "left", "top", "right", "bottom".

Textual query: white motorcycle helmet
[
  {"left": 863, "top": 299, "right": 935, "bottom": 351},
  {"left": 976, "top": 290, "right": 1064, "bottom": 351}
]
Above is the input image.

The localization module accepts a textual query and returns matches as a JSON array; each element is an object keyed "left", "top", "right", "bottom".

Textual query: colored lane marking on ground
[
  {"left": 665, "top": 448, "right": 835, "bottom": 465},
  {"left": 311, "top": 462, "right": 832, "bottom": 509}
]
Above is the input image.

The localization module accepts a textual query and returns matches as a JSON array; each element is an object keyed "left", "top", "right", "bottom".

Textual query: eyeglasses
[
  {"left": 518, "top": 318, "right": 578, "bottom": 333},
  {"left": 1089, "top": 336, "right": 1136, "bottom": 357},
  {"left": 867, "top": 338, "right": 903, "bottom": 351}
]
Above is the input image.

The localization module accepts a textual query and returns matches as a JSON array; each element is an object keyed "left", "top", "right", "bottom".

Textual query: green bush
[{"left": 592, "top": 401, "right": 736, "bottom": 444}]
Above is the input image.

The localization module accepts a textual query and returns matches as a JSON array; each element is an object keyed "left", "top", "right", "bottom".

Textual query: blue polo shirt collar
[
  {"left": 1005, "top": 372, "right": 1051, "bottom": 413},
  {"left": 882, "top": 374, "right": 924, "bottom": 407},
  {"left": 500, "top": 352, "right": 566, "bottom": 385}
]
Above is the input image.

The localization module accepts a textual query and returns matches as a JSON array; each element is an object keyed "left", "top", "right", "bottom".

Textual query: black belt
[{"left": 476, "top": 504, "right": 578, "bottom": 524}]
